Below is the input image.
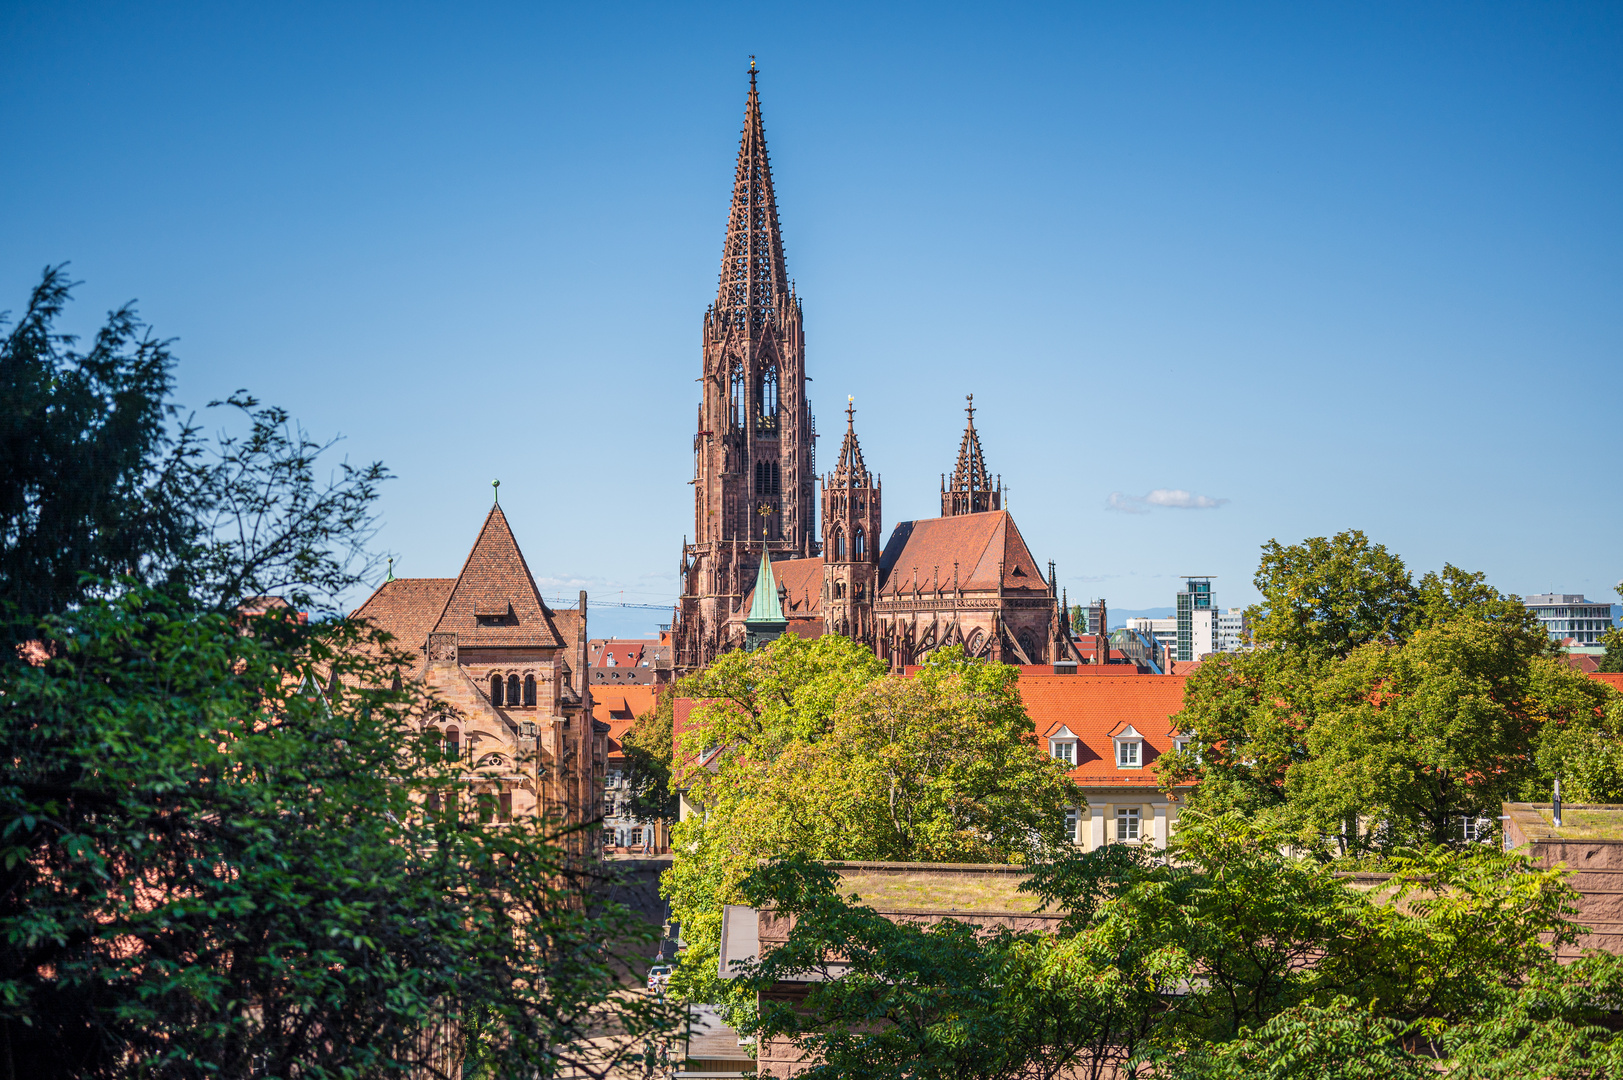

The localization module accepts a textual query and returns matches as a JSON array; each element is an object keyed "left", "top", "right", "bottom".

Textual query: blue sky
[{"left": 3, "top": 2, "right": 1619, "bottom": 637}]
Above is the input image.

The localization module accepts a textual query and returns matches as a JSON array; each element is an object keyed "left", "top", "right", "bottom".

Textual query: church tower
[
  {"left": 677, "top": 64, "right": 816, "bottom": 669},
  {"left": 822, "top": 399, "right": 881, "bottom": 643},
  {"left": 941, "top": 394, "right": 1002, "bottom": 516}
]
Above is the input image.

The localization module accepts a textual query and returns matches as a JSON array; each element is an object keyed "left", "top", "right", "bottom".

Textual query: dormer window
[
  {"left": 1047, "top": 725, "right": 1079, "bottom": 767},
  {"left": 1112, "top": 724, "right": 1145, "bottom": 769}
]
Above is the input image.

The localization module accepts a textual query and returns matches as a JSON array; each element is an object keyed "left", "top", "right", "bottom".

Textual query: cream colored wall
[{"left": 1074, "top": 793, "right": 1183, "bottom": 852}]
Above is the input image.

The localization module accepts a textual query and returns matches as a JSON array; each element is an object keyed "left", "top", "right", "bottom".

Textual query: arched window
[
  {"left": 833, "top": 529, "right": 845, "bottom": 560},
  {"left": 854, "top": 527, "right": 866, "bottom": 558},
  {"left": 507, "top": 674, "right": 520, "bottom": 707},
  {"left": 523, "top": 674, "right": 536, "bottom": 707},
  {"left": 757, "top": 365, "right": 779, "bottom": 433},
  {"left": 730, "top": 362, "right": 746, "bottom": 430},
  {"left": 490, "top": 674, "right": 503, "bottom": 706},
  {"left": 444, "top": 726, "right": 461, "bottom": 761},
  {"left": 425, "top": 726, "right": 442, "bottom": 760},
  {"left": 834, "top": 582, "right": 846, "bottom": 599}
]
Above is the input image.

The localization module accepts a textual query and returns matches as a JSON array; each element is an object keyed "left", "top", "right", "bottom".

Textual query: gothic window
[
  {"left": 832, "top": 529, "right": 844, "bottom": 560},
  {"left": 507, "top": 674, "right": 521, "bottom": 707},
  {"left": 445, "top": 726, "right": 461, "bottom": 761},
  {"left": 966, "top": 629, "right": 985, "bottom": 656},
  {"left": 854, "top": 527, "right": 866, "bottom": 558},
  {"left": 754, "top": 460, "right": 781, "bottom": 498},
  {"left": 757, "top": 365, "right": 779, "bottom": 434},
  {"left": 524, "top": 674, "right": 537, "bottom": 707},
  {"left": 490, "top": 675, "right": 503, "bottom": 706},
  {"left": 834, "top": 582, "right": 846, "bottom": 599},
  {"left": 730, "top": 362, "right": 746, "bottom": 431}
]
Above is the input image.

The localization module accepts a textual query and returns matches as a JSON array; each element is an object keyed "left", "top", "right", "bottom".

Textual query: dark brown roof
[
  {"left": 743, "top": 556, "right": 825, "bottom": 615},
  {"left": 878, "top": 511, "right": 1046, "bottom": 594},
  {"left": 431, "top": 504, "right": 566, "bottom": 648},
  {"left": 351, "top": 578, "right": 457, "bottom": 664}
]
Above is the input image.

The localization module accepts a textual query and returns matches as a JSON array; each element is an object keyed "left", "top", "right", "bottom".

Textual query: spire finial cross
[
  {"left": 965, "top": 393, "right": 975, "bottom": 425},
  {"left": 846, "top": 395, "right": 855, "bottom": 427}
]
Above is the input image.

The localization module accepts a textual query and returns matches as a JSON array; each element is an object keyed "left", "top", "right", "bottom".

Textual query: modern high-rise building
[
  {"left": 1216, "top": 607, "right": 1249, "bottom": 653},
  {"left": 1524, "top": 594, "right": 1617, "bottom": 646},
  {"left": 1175, "top": 577, "right": 1215, "bottom": 662}
]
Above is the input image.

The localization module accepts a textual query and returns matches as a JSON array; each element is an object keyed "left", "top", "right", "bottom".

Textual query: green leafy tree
[
  {"left": 0, "top": 269, "right": 673, "bottom": 1078},
  {"left": 1247, "top": 530, "right": 1417, "bottom": 660},
  {"left": 662, "top": 637, "right": 1082, "bottom": 1010},
  {"left": 734, "top": 814, "right": 1623, "bottom": 1078},
  {"left": 1599, "top": 582, "right": 1623, "bottom": 674},
  {"left": 622, "top": 689, "right": 678, "bottom": 823}
]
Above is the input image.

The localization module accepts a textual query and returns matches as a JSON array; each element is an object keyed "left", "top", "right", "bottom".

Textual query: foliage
[
  {"left": 737, "top": 857, "right": 1146, "bottom": 1080},
  {"left": 1159, "top": 529, "right": 1609, "bottom": 852},
  {"left": 1600, "top": 583, "right": 1623, "bottom": 674},
  {"left": 0, "top": 594, "right": 669, "bottom": 1078},
  {"left": 0, "top": 265, "right": 193, "bottom": 637},
  {"left": 662, "top": 637, "right": 1082, "bottom": 1011},
  {"left": 622, "top": 689, "right": 679, "bottom": 823},
  {"left": 737, "top": 814, "right": 1620, "bottom": 1079},
  {"left": 0, "top": 268, "right": 673, "bottom": 1077}
]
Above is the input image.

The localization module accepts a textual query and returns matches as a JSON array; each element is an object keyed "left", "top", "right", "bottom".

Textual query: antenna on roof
[{"left": 492, "top": 479, "right": 500, "bottom": 504}]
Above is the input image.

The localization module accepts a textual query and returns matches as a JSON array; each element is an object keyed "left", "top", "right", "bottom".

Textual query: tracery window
[
  {"left": 854, "top": 527, "right": 865, "bottom": 558},
  {"left": 832, "top": 529, "right": 845, "bottom": 560},
  {"left": 731, "top": 362, "right": 747, "bottom": 431},
  {"left": 756, "top": 364, "right": 779, "bottom": 434}
]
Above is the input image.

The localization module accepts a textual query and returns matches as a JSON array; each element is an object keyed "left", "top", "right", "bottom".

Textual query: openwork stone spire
[
  {"left": 830, "top": 397, "right": 870, "bottom": 488},
  {"left": 942, "top": 394, "right": 1002, "bottom": 516},
  {"left": 715, "top": 63, "right": 789, "bottom": 333}
]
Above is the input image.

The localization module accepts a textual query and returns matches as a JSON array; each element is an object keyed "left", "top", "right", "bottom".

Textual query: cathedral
[{"left": 674, "top": 68, "right": 1079, "bottom": 673}]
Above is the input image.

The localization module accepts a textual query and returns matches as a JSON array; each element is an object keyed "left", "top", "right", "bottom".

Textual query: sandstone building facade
[
  {"left": 351, "top": 502, "right": 606, "bottom": 845},
  {"left": 674, "top": 70, "right": 1079, "bottom": 672}
]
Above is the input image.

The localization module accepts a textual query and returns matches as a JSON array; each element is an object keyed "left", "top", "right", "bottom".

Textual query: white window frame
[
  {"left": 1112, "top": 724, "right": 1145, "bottom": 769},
  {"left": 1116, "top": 806, "right": 1141, "bottom": 842},
  {"left": 1048, "top": 725, "right": 1080, "bottom": 767}
]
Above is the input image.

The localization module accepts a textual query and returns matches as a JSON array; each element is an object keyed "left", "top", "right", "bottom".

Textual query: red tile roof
[
  {"left": 1017, "top": 673, "right": 1191, "bottom": 787},
  {"left": 593, "top": 686, "right": 658, "bottom": 757},
  {"left": 878, "top": 511, "right": 1047, "bottom": 594},
  {"left": 350, "top": 578, "right": 457, "bottom": 669},
  {"left": 431, "top": 504, "right": 565, "bottom": 648},
  {"left": 1591, "top": 672, "right": 1623, "bottom": 692}
]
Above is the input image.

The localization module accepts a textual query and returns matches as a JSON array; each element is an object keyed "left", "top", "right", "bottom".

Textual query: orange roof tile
[
  {"left": 1591, "top": 672, "right": 1623, "bottom": 692},
  {"left": 1017, "top": 673, "right": 1190, "bottom": 786},
  {"left": 878, "top": 511, "right": 1047, "bottom": 594}
]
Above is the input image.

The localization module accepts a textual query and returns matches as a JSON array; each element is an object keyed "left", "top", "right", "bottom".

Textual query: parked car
[{"left": 646, "top": 964, "right": 672, "bottom": 993}]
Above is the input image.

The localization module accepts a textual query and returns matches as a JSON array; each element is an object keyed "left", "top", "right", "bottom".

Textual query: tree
[
  {"left": 0, "top": 269, "right": 672, "bottom": 1078},
  {"left": 1284, "top": 617, "right": 1607, "bottom": 850},
  {"left": 0, "top": 265, "right": 193, "bottom": 638},
  {"left": 662, "top": 637, "right": 1082, "bottom": 1010},
  {"left": 732, "top": 814, "right": 1623, "bottom": 1079},
  {"left": 622, "top": 689, "right": 678, "bottom": 823},
  {"left": 1161, "top": 530, "right": 1603, "bottom": 850},
  {"left": 1247, "top": 530, "right": 1416, "bottom": 660},
  {"left": 1599, "top": 583, "right": 1623, "bottom": 674}
]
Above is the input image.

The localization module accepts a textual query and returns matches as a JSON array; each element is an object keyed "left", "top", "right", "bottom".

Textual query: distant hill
[{"left": 1103, "top": 607, "right": 1175, "bottom": 630}]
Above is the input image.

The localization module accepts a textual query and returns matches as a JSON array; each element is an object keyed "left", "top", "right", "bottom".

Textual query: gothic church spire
[
  {"left": 942, "top": 394, "right": 1003, "bottom": 517},
  {"left": 715, "top": 63, "right": 790, "bottom": 332}
]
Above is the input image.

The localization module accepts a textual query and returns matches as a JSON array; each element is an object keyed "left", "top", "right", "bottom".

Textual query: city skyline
[{"left": 4, "top": 3, "right": 1620, "bottom": 637}]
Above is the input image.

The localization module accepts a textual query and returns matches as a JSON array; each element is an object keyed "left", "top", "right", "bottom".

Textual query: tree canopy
[
  {"left": 0, "top": 269, "right": 670, "bottom": 1078},
  {"left": 737, "top": 814, "right": 1623, "bottom": 1079},
  {"left": 662, "top": 635, "right": 1082, "bottom": 1011},
  {"left": 1159, "top": 529, "right": 1618, "bottom": 852}
]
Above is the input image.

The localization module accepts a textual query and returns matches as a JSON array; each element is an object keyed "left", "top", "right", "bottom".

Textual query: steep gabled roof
[
  {"left": 878, "top": 511, "right": 1046, "bottom": 594},
  {"left": 430, "top": 504, "right": 565, "bottom": 648}
]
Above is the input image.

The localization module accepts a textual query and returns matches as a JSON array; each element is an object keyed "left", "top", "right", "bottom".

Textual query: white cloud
[{"left": 1106, "top": 488, "right": 1230, "bottom": 513}]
